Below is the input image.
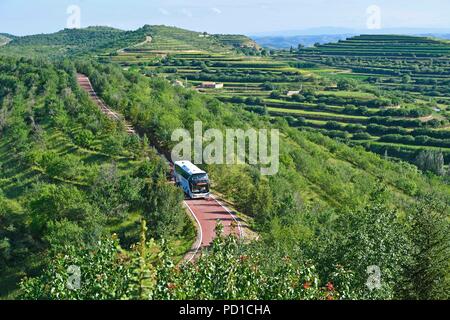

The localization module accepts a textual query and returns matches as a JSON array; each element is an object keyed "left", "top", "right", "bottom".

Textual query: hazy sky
[{"left": 1, "top": 0, "right": 450, "bottom": 36}]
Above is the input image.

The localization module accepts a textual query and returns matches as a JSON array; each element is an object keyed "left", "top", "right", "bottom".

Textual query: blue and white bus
[{"left": 173, "top": 161, "right": 210, "bottom": 199}]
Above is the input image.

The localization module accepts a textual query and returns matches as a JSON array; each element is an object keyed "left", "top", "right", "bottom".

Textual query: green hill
[
  {"left": 0, "top": 26, "right": 149, "bottom": 58},
  {"left": 290, "top": 34, "right": 450, "bottom": 161},
  {"left": 0, "top": 56, "right": 194, "bottom": 297},
  {"left": 302, "top": 34, "right": 450, "bottom": 57},
  {"left": 106, "top": 30, "right": 450, "bottom": 165},
  {"left": 126, "top": 25, "right": 258, "bottom": 54},
  {"left": 0, "top": 25, "right": 259, "bottom": 58}
]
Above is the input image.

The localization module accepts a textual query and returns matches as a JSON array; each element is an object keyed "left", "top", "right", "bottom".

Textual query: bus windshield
[
  {"left": 190, "top": 174, "right": 209, "bottom": 194},
  {"left": 190, "top": 173, "right": 209, "bottom": 184}
]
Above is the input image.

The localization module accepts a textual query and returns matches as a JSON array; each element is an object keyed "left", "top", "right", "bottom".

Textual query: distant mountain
[
  {"left": 252, "top": 34, "right": 354, "bottom": 49},
  {"left": 251, "top": 27, "right": 450, "bottom": 49},
  {"left": 251, "top": 27, "right": 358, "bottom": 37},
  {"left": 251, "top": 27, "right": 450, "bottom": 37},
  {"left": 422, "top": 34, "right": 450, "bottom": 41}
]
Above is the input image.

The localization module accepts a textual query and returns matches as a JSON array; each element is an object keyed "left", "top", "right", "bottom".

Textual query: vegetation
[
  {"left": 103, "top": 30, "right": 450, "bottom": 166},
  {"left": 294, "top": 35, "right": 450, "bottom": 162},
  {"left": 0, "top": 56, "right": 194, "bottom": 298},
  {"left": 0, "top": 26, "right": 449, "bottom": 300},
  {"left": 0, "top": 35, "right": 11, "bottom": 46}
]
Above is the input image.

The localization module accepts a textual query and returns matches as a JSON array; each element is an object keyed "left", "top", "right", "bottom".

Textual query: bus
[{"left": 173, "top": 161, "right": 210, "bottom": 199}]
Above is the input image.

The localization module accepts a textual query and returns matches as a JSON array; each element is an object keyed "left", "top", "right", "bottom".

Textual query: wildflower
[
  {"left": 326, "top": 282, "right": 334, "bottom": 291},
  {"left": 167, "top": 283, "right": 177, "bottom": 291},
  {"left": 239, "top": 255, "right": 249, "bottom": 263}
]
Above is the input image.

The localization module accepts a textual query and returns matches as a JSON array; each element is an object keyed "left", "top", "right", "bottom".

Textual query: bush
[
  {"left": 352, "top": 132, "right": 372, "bottom": 140},
  {"left": 72, "top": 129, "right": 94, "bottom": 148},
  {"left": 101, "top": 135, "right": 124, "bottom": 156},
  {"left": 39, "top": 152, "right": 84, "bottom": 180}
]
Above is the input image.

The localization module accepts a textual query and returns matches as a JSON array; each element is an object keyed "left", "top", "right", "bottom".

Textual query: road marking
[
  {"left": 210, "top": 195, "right": 244, "bottom": 239},
  {"left": 183, "top": 201, "right": 203, "bottom": 263}
]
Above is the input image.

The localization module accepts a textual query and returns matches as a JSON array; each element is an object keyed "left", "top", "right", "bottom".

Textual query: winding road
[
  {"left": 76, "top": 73, "right": 242, "bottom": 262},
  {"left": 184, "top": 196, "right": 243, "bottom": 262}
]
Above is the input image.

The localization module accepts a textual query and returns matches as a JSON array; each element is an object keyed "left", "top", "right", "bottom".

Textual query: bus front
[{"left": 189, "top": 173, "right": 210, "bottom": 199}]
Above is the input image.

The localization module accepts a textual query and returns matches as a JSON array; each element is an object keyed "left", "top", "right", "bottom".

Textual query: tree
[
  {"left": 39, "top": 152, "right": 84, "bottom": 180},
  {"left": 415, "top": 150, "right": 445, "bottom": 176},
  {"left": 401, "top": 195, "right": 450, "bottom": 300},
  {"left": 337, "top": 79, "right": 357, "bottom": 91},
  {"left": 402, "top": 74, "right": 412, "bottom": 84},
  {"left": 0, "top": 193, "right": 30, "bottom": 270},
  {"left": 91, "top": 163, "right": 144, "bottom": 218},
  {"left": 101, "top": 134, "right": 124, "bottom": 156},
  {"left": 318, "top": 186, "right": 411, "bottom": 299},
  {"left": 72, "top": 129, "right": 94, "bottom": 148},
  {"left": 141, "top": 179, "right": 188, "bottom": 240},
  {"left": 19, "top": 236, "right": 134, "bottom": 300},
  {"left": 27, "top": 184, "right": 102, "bottom": 246},
  {"left": 269, "top": 90, "right": 282, "bottom": 99},
  {"left": 20, "top": 227, "right": 359, "bottom": 300}
]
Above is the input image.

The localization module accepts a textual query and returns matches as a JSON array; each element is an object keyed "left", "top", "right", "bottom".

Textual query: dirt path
[
  {"left": 419, "top": 115, "right": 434, "bottom": 122},
  {"left": 117, "top": 36, "right": 153, "bottom": 54},
  {"left": 76, "top": 73, "right": 242, "bottom": 262},
  {"left": 77, "top": 74, "right": 136, "bottom": 135}
]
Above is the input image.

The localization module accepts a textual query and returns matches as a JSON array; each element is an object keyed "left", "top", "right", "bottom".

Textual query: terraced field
[
  {"left": 102, "top": 29, "right": 450, "bottom": 165},
  {"left": 293, "top": 35, "right": 450, "bottom": 161}
]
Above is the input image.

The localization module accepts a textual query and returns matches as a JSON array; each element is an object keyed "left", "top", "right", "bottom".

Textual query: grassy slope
[{"left": 0, "top": 57, "right": 195, "bottom": 298}]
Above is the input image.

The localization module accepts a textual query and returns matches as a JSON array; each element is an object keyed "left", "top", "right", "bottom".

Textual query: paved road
[
  {"left": 76, "top": 73, "right": 242, "bottom": 262},
  {"left": 183, "top": 197, "right": 242, "bottom": 262}
]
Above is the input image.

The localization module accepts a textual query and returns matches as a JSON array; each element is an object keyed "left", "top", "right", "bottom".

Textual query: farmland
[{"left": 102, "top": 30, "right": 450, "bottom": 166}]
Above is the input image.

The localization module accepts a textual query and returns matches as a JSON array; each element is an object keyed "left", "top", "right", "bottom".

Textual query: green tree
[
  {"left": 415, "top": 150, "right": 445, "bottom": 176},
  {"left": 318, "top": 186, "right": 411, "bottom": 299},
  {"left": 72, "top": 129, "right": 94, "bottom": 148},
  {"left": 28, "top": 184, "right": 102, "bottom": 246},
  {"left": 91, "top": 163, "right": 144, "bottom": 218},
  {"left": 402, "top": 195, "right": 450, "bottom": 300},
  {"left": 141, "top": 179, "right": 187, "bottom": 240},
  {"left": 101, "top": 134, "right": 124, "bottom": 156},
  {"left": 19, "top": 236, "right": 133, "bottom": 300}
]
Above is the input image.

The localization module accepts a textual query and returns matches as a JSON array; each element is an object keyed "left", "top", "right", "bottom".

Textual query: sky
[{"left": 1, "top": 0, "right": 450, "bottom": 36}]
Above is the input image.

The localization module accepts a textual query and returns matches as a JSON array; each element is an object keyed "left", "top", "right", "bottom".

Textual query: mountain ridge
[{"left": 0, "top": 25, "right": 258, "bottom": 58}]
